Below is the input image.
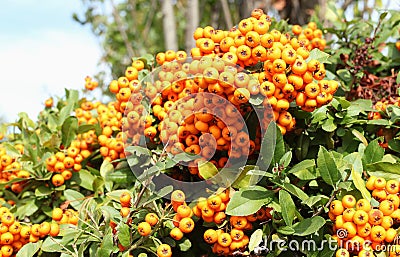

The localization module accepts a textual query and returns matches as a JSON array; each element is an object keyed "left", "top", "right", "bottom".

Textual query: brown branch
[
  {"left": 312, "top": 170, "right": 351, "bottom": 217},
  {"left": 142, "top": 0, "right": 157, "bottom": 44},
  {"left": 342, "top": 0, "right": 354, "bottom": 12},
  {"left": 220, "top": 0, "right": 233, "bottom": 29},
  {"left": 110, "top": 0, "right": 136, "bottom": 57}
]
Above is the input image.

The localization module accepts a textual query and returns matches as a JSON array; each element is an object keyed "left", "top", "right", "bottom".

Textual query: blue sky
[{"left": 0, "top": 1, "right": 102, "bottom": 122}]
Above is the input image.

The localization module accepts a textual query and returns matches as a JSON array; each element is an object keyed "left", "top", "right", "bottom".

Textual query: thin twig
[
  {"left": 110, "top": 0, "right": 136, "bottom": 57},
  {"left": 312, "top": 170, "right": 351, "bottom": 217},
  {"left": 220, "top": 0, "right": 233, "bottom": 29},
  {"left": 142, "top": 0, "right": 157, "bottom": 43}
]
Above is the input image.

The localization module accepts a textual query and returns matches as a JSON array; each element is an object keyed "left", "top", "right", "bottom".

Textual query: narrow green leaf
[
  {"left": 337, "top": 69, "right": 352, "bottom": 83},
  {"left": 292, "top": 216, "right": 325, "bottom": 236},
  {"left": 306, "top": 48, "right": 331, "bottom": 63},
  {"left": 367, "top": 162, "right": 400, "bottom": 175},
  {"left": 277, "top": 226, "right": 296, "bottom": 235},
  {"left": 351, "top": 168, "right": 371, "bottom": 202},
  {"left": 303, "top": 195, "right": 329, "bottom": 208},
  {"left": 77, "top": 124, "right": 96, "bottom": 134},
  {"left": 279, "top": 182, "right": 309, "bottom": 202},
  {"left": 352, "top": 130, "right": 368, "bottom": 146},
  {"left": 100, "top": 160, "right": 114, "bottom": 178},
  {"left": 279, "top": 151, "right": 292, "bottom": 168},
  {"left": 61, "top": 116, "right": 78, "bottom": 147},
  {"left": 232, "top": 165, "right": 259, "bottom": 189},
  {"left": 317, "top": 146, "right": 341, "bottom": 187},
  {"left": 260, "top": 122, "right": 284, "bottom": 168},
  {"left": 118, "top": 223, "right": 131, "bottom": 247},
  {"left": 279, "top": 190, "right": 296, "bottom": 226}
]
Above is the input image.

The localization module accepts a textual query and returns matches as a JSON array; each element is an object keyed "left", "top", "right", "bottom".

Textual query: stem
[
  {"left": 110, "top": 0, "right": 136, "bottom": 57},
  {"left": 312, "top": 170, "right": 351, "bottom": 217}
]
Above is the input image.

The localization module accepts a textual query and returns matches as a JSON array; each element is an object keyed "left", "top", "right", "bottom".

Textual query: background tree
[{"left": 74, "top": 0, "right": 383, "bottom": 90}]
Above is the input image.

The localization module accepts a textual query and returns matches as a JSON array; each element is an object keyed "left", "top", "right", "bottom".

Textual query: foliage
[{"left": 0, "top": 4, "right": 400, "bottom": 257}]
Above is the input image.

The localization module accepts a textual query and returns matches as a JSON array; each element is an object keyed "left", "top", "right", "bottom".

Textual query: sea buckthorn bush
[{"left": 0, "top": 6, "right": 398, "bottom": 257}]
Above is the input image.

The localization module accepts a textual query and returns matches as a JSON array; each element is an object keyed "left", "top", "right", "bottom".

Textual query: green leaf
[
  {"left": 321, "top": 118, "right": 337, "bottom": 132},
  {"left": 15, "top": 200, "right": 39, "bottom": 218},
  {"left": 288, "top": 159, "right": 316, "bottom": 180},
  {"left": 97, "top": 233, "right": 115, "bottom": 257},
  {"left": 261, "top": 122, "right": 284, "bottom": 168},
  {"left": 362, "top": 139, "right": 384, "bottom": 166},
  {"left": 352, "top": 130, "right": 368, "bottom": 146},
  {"left": 58, "top": 90, "right": 79, "bottom": 126},
  {"left": 367, "top": 119, "right": 390, "bottom": 126},
  {"left": 351, "top": 167, "right": 371, "bottom": 202},
  {"left": 106, "top": 169, "right": 135, "bottom": 184},
  {"left": 18, "top": 112, "right": 36, "bottom": 128},
  {"left": 306, "top": 48, "right": 331, "bottom": 63},
  {"left": 317, "top": 146, "right": 341, "bottom": 187},
  {"left": 379, "top": 11, "right": 388, "bottom": 22},
  {"left": 61, "top": 116, "right": 78, "bottom": 147},
  {"left": 389, "top": 139, "right": 400, "bottom": 153},
  {"left": 367, "top": 162, "right": 400, "bottom": 175},
  {"left": 337, "top": 69, "right": 352, "bottom": 83},
  {"left": 198, "top": 161, "right": 218, "bottom": 179},
  {"left": 2, "top": 142, "right": 21, "bottom": 158},
  {"left": 100, "top": 160, "right": 114, "bottom": 178},
  {"left": 77, "top": 124, "right": 96, "bottom": 134},
  {"left": 179, "top": 238, "right": 192, "bottom": 251},
  {"left": 279, "top": 151, "right": 292, "bottom": 168},
  {"left": 279, "top": 190, "right": 296, "bottom": 226},
  {"left": 277, "top": 226, "right": 296, "bottom": 235},
  {"left": 72, "top": 169, "right": 96, "bottom": 191},
  {"left": 288, "top": 159, "right": 315, "bottom": 173},
  {"left": 16, "top": 242, "right": 42, "bottom": 257},
  {"left": 35, "top": 186, "right": 53, "bottom": 197},
  {"left": 118, "top": 223, "right": 131, "bottom": 247},
  {"left": 292, "top": 216, "right": 325, "bottom": 236},
  {"left": 226, "top": 186, "right": 274, "bottom": 216},
  {"left": 279, "top": 182, "right": 309, "bottom": 202},
  {"left": 248, "top": 229, "right": 263, "bottom": 252},
  {"left": 249, "top": 94, "right": 264, "bottom": 105},
  {"left": 232, "top": 165, "right": 259, "bottom": 189},
  {"left": 42, "top": 237, "right": 64, "bottom": 252},
  {"left": 303, "top": 195, "right": 329, "bottom": 208},
  {"left": 64, "top": 189, "right": 85, "bottom": 210}
]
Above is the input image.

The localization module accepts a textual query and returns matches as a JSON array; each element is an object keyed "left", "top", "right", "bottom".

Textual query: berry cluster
[
  {"left": 330, "top": 177, "right": 400, "bottom": 256},
  {"left": 84, "top": 76, "right": 98, "bottom": 91},
  {"left": 0, "top": 205, "right": 59, "bottom": 256},
  {"left": 166, "top": 189, "right": 272, "bottom": 256},
  {"left": 0, "top": 145, "right": 27, "bottom": 194}
]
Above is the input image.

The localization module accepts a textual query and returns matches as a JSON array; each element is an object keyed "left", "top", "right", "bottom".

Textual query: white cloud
[{"left": 0, "top": 29, "right": 102, "bottom": 122}]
